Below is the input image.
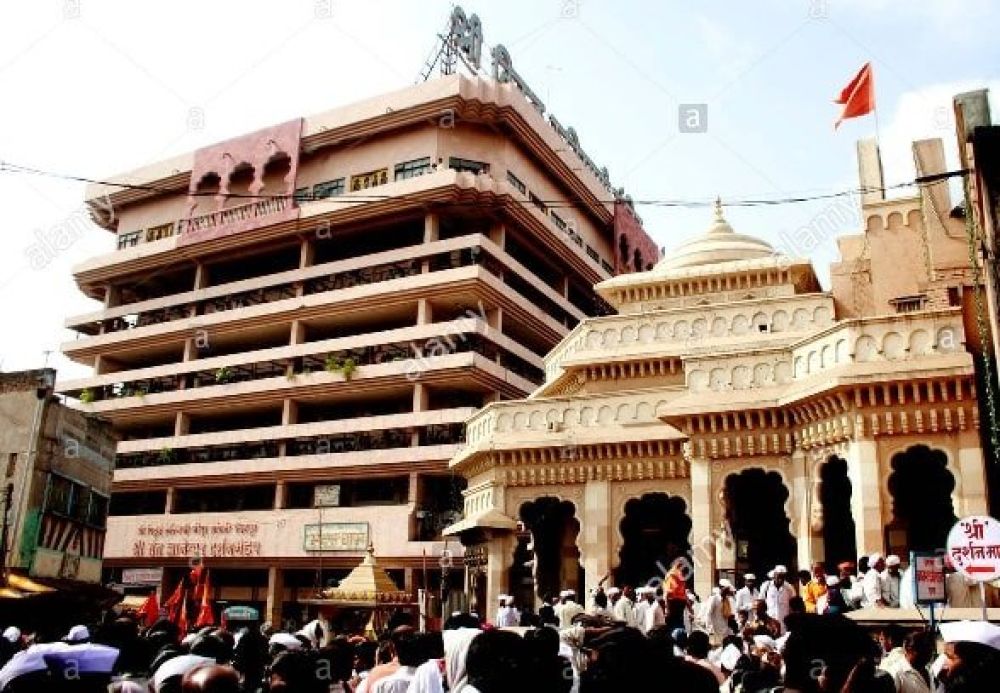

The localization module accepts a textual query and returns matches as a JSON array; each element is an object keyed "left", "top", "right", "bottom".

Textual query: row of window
[
  {"left": 505, "top": 170, "right": 613, "bottom": 274},
  {"left": 293, "top": 157, "right": 490, "bottom": 205},
  {"left": 45, "top": 473, "right": 109, "bottom": 528}
]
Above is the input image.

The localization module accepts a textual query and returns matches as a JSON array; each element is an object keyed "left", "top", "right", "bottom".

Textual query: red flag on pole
[
  {"left": 195, "top": 571, "right": 215, "bottom": 628},
  {"left": 138, "top": 591, "right": 160, "bottom": 626},
  {"left": 177, "top": 588, "right": 190, "bottom": 634},
  {"left": 163, "top": 580, "right": 185, "bottom": 623},
  {"left": 834, "top": 62, "right": 875, "bottom": 129}
]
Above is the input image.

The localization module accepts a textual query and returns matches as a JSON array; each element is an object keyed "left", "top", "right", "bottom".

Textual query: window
[
  {"left": 394, "top": 157, "right": 432, "bottom": 181},
  {"left": 890, "top": 295, "right": 926, "bottom": 314},
  {"left": 586, "top": 245, "right": 600, "bottom": 262},
  {"left": 551, "top": 212, "right": 567, "bottom": 231},
  {"left": 70, "top": 486, "right": 90, "bottom": 522},
  {"left": 350, "top": 168, "right": 389, "bottom": 192},
  {"left": 448, "top": 157, "right": 489, "bottom": 175},
  {"left": 506, "top": 171, "right": 526, "bottom": 195},
  {"left": 87, "top": 493, "right": 109, "bottom": 528},
  {"left": 46, "top": 475, "right": 74, "bottom": 516},
  {"left": 117, "top": 232, "right": 141, "bottom": 250},
  {"left": 948, "top": 286, "right": 962, "bottom": 307},
  {"left": 145, "top": 223, "right": 175, "bottom": 242},
  {"left": 293, "top": 187, "right": 311, "bottom": 203},
  {"left": 313, "top": 178, "right": 345, "bottom": 199},
  {"left": 5, "top": 453, "right": 15, "bottom": 478},
  {"left": 528, "top": 191, "right": 547, "bottom": 213},
  {"left": 601, "top": 259, "right": 614, "bottom": 273}
]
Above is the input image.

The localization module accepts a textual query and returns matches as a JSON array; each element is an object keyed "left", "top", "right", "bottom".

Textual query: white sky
[{"left": 0, "top": 0, "right": 997, "bottom": 381}]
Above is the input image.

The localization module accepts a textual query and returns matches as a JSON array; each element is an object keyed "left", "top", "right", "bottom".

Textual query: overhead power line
[{"left": 0, "top": 159, "right": 969, "bottom": 210}]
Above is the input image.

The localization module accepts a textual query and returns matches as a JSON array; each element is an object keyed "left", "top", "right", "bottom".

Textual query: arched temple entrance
[
  {"left": 616, "top": 493, "right": 692, "bottom": 589},
  {"left": 515, "top": 497, "right": 583, "bottom": 602},
  {"left": 818, "top": 456, "right": 858, "bottom": 570},
  {"left": 886, "top": 445, "right": 957, "bottom": 555},
  {"left": 724, "top": 469, "right": 797, "bottom": 581}
]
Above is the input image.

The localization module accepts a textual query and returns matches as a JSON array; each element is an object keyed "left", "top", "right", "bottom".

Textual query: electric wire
[{"left": 0, "top": 159, "right": 970, "bottom": 209}]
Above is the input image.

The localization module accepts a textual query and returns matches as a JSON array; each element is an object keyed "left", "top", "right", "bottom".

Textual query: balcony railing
[
  {"left": 178, "top": 197, "right": 291, "bottom": 235},
  {"left": 75, "top": 333, "right": 543, "bottom": 405},
  {"left": 82, "top": 241, "right": 581, "bottom": 339},
  {"left": 114, "top": 422, "right": 465, "bottom": 469}
]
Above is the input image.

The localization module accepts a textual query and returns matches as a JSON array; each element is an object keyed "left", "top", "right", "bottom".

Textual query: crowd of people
[
  {"left": 2, "top": 553, "right": 1000, "bottom": 692},
  {"left": 1, "top": 604, "right": 999, "bottom": 692}
]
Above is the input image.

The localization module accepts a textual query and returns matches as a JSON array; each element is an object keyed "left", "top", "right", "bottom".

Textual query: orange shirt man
[{"left": 803, "top": 561, "right": 828, "bottom": 613}]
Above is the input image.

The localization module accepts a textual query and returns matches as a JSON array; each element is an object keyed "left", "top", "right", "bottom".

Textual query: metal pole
[
  {"left": 980, "top": 581, "right": 988, "bottom": 622},
  {"left": 0, "top": 485, "right": 11, "bottom": 581}
]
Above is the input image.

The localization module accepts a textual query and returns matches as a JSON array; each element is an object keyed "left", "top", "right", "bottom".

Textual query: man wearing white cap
[
  {"left": 938, "top": 620, "right": 1000, "bottom": 689},
  {"left": 556, "top": 589, "right": 583, "bottom": 629},
  {"left": 734, "top": 573, "right": 758, "bottom": 626},
  {"left": 607, "top": 587, "right": 635, "bottom": 627},
  {"left": 638, "top": 587, "right": 665, "bottom": 634},
  {"left": 761, "top": 565, "right": 795, "bottom": 633},
  {"left": 862, "top": 553, "right": 887, "bottom": 608},
  {"left": 882, "top": 555, "right": 902, "bottom": 608},
  {"left": 633, "top": 587, "right": 649, "bottom": 630},
  {"left": 495, "top": 595, "right": 519, "bottom": 627},
  {"left": 704, "top": 579, "right": 736, "bottom": 644}
]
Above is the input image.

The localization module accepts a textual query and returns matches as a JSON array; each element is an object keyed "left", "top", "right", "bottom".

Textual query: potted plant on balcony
[
  {"left": 79, "top": 388, "right": 95, "bottom": 404},
  {"left": 324, "top": 354, "right": 358, "bottom": 380},
  {"left": 214, "top": 366, "right": 234, "bottom": 384},
  {"left": 158, "top": 447, "right": 175, "bottom": 464}
]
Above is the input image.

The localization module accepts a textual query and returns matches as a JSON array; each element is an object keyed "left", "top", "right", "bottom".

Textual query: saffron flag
[
  {"left": 163, "top": 581, "right": 185, "bottom": 623},
  {"left": 834, "top": 62, "right": 874, "bottom": 128},
  {"left": 195, "top": 571, "right": 215, "bottom": 628},
  {"left": 138, "top": 591, "right": 160, "bottom": 626},
  {"left": 177, "top": 588, "right": 190, "bottom": 634}
]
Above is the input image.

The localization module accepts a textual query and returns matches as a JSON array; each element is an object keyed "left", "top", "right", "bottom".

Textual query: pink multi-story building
[{"left": 58, "top": 74, "right": 656, "bottom": 625}]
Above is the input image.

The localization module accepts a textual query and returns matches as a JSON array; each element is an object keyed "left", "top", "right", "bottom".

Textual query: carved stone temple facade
[{"left": 446, "top": 137, "right": 993, "bottom": 611}]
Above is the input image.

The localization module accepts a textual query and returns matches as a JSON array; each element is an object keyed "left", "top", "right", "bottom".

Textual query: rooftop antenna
[{"left": 417, "top": 6, "right": 483, "bottom": 82}]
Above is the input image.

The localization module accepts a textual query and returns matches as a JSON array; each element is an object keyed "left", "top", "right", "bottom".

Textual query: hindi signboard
[
  {"left": 313, "top": 484, "right": 341, "bottom": 508},
  {"left": 946, "top": 515, "right": 1000, "bottom": 582},
  {"left": 910, "top": 552, "right": 945, "bottom": 604},
  {"left": 122, "top": 568, "right": 164, "bottom": 586},
  {"left": 303, "top": 522, "right": 369, "bottom": 552}
]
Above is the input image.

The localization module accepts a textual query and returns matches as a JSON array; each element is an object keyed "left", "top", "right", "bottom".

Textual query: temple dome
[{"left": 656, "top": 198, "right": 777, "bottom": 271}]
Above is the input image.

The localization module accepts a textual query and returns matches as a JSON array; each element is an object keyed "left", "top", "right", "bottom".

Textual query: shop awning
[{"left": 442, "top": 509, "right": 518, "bottom": 536}]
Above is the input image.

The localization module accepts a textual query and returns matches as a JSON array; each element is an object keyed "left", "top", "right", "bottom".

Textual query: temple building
[{"left": 446, "top": 136, "right": 995, "bottom": 610}]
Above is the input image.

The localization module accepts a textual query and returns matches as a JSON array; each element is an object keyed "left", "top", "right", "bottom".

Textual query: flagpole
[{"left": 872, "top": 64, "right": 881, "bottom": 153}]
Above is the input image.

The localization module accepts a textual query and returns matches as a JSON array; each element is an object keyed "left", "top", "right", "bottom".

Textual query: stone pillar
[
  {"left": 290, "top": 320, "right": 306, "bottom": 345},
  {"left": 182, "top": 338, "right": 197, "bottom": 362},
  {"left": 847, "top": 437, "right": 883, "bottom": 557},
  {"left": 789, "top": 449, "right": 814, "bottom": 571},
  {"left": 300, "top": 237, "right": 315, "bottom": 269},
  {"left": 580, "top": 480, "right": 612, "bottom": 600},
  {"left": 689, "top": 456, "right": 715, "bottom": 599},
  {"left": 174, "top": 412, "right": 190, "bottom": 437},
  {"left": 103, "top": 284, "right": 118, "bottom": 308},
  {"left": 274, "top": 482, "right": 288, "bottom": 510},
  {"left": 956, "top": 430, "right": 989, "bottom": 517},
  {"left": 412, "top": 383, "right": 428, "bottom": 413},
  {"left": 265, "top": 566, "right": 284, "bottom": 628},
  {"left": 485, "top": 307, "right": 502, "bottom": 332},
  {"left": 485, "top": 535, "right": 512, "bottom": 613},
  {"left": 417, "top": 299, "right": 433, "bottom": 326},
  {"left": 281, "top": 399, "right": 298, "bottom": 426},
  {"left": 424, "top": 213, "right": 439, "bottom": 243},
  {"left": 193, "top": 262, "right": 209, "bottom": 290},
  {"left": 489, "top": 222, "right": 506, "bottom": 248},
  {"left": 165, "top": 487, "right": 176, "bottom": 515}
]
